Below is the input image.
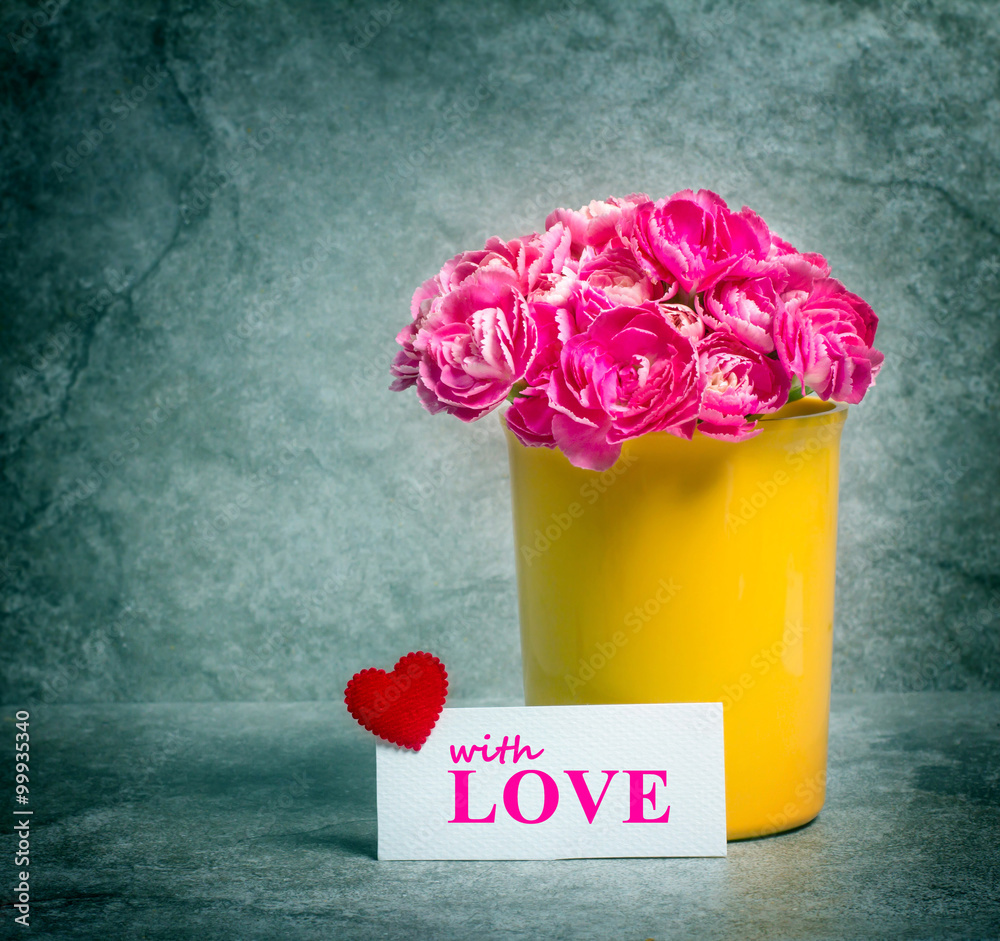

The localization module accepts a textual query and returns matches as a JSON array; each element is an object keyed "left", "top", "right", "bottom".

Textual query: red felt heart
[{"left": 344, "top": 651, "right": 448, "bottom": 750}]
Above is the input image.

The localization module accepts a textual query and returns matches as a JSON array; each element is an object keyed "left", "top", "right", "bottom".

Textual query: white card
[{"left": 376, "top": 702, "right": 726, "bottom": 860}]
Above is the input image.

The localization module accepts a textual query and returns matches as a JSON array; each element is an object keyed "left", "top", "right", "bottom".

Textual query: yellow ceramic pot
[{"left": 504, "top": 397, "right": 848, "bottom": 840}]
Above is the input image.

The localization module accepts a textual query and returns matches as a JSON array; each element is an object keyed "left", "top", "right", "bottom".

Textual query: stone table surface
[
  {"left": 2, "top": 693, "right": 998, "bottom": 940},
  {"left": 3, "top": 0, "right": 1000, "bottom": 709}
]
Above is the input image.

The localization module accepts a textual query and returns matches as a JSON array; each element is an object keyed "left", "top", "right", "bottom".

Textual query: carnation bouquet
[{"left": 390, "top": 189, "right": 883, "bottom": 471}]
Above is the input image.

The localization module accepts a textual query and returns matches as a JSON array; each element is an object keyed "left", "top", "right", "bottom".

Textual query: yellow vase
[{"left": 504, "top": 397, "right": 848, "bottom": 840}]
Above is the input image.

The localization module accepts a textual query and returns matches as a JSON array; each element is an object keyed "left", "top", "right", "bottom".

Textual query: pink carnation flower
[
  {"left": 391, "top": 228, "right": 575, "bottom": 417},
  {"left": 773, "top": 278, "right": 883, "bottom": 404},
  {"left": 699, "top": 274, "right": 784, "bottom": 354},
  {"left": 505, "top": 224, "right": 576, "bottom": 295},
  {"left": 767, "top": 234, "right": 831, "bottom": 296},
  {"left": 577, "top": 239, "right": 662, "bottom": 307},
  {"left": 657, "top": 302, "right": 706, "bottom": 342},
  {"left": 628, "top": 189, "right": 772, "bottom": 296},
  {"left": 696, "top": 331, "right": 792, "bottom": 440},
  {"left": 509, "top": 303, "right": 703, "bottom": 470},
  {"left": 504, "top": 385, "right": 558, "bottom": 449},
  {"left": 524, "top": 277, "right": 615, "bottom": 386},
  {"left": 545, "top": 194, "right": 650, "bottom": 257},
  {"left": 403, "top": 243, "right": 515, "bottom": 337},
  {"left": 392, "top": 266, "right": 537, "bottom": 421},
  {"left": 767, "top": 233, "right": 834, "bottom": 345}
]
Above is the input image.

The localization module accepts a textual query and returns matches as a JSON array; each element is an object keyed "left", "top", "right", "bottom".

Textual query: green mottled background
[{"left": 2, "top": 0, "right": 998, "bottom": 706}]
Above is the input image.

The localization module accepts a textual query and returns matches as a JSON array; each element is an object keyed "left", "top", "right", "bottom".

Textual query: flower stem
[
  {"left": 506, "top": 380, "right": 528, "bottom": 402},
  {"left": 786, "top": 380, "right": 814, "bottom": 403}
]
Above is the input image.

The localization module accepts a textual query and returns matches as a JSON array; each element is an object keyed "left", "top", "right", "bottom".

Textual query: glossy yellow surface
[{"left": 504, "top": 398, "right": 848, "bottom": 840}]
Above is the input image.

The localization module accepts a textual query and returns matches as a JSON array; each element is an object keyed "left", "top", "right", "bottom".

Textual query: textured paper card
[{"left": 376, "top": 702, "right": 726, "bottom": 860}]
